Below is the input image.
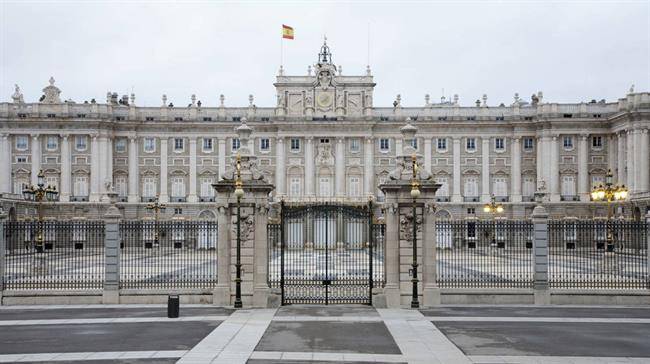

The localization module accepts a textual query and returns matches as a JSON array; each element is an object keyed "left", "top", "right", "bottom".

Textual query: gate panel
[{"left": 268, "top": 202, "right": 384, "bottom": 305}]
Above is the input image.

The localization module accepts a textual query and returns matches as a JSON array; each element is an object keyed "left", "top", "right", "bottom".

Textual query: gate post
[
  {"left": 646, "top": 211, "right": 650, "bottom": 288},
  {"left": 0, "top": 210, "right": 7, "bottom": 305},
  {"left": 213, "top": 203, "right": 231, "bottom": 306},
  {"left": 252, "top": 201, "right": 271, "bottom": 307},
  {"left": 422, "top": 202, "right": 440, "bottom": 306},
  {"left": 102, "top": 197, "right": 122, "bottom": 304},
  {"left": 532, "top": 204, "right": 550, "bottom": 305}
]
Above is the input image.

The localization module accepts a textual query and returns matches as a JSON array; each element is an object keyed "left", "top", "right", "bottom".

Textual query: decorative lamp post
[
  {"left": 233, "top": 153, "right": 245, "bottom": 309},
  {"left": 483, "top": 195, "right": 505, "bottom": 248},
  {"left": 410, "top": 154, "right": 421, "bottom": 309},
  {"left": 590, "top": 169, "right": 628, "bottom": 251},
  {"left": 22, "top": 169, "right": 58, "bottom": 252},
  {"left": 145, "top": 196, "right": 166, "bottom": 248}
]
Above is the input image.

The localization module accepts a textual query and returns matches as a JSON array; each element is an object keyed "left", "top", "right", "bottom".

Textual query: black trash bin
[{"left": 167, "top": 295, "right": 179, "bottom": 318}]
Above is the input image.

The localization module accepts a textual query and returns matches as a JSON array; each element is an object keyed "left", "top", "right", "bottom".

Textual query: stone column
[
  {"left": 536, "top": 136, "right": 544, "bottom": 189},
  {"left": 422, "top": 202, "right": 439, "bottom": 306},
  {"left": 0, "top": 211, "right": 6, "bottom": 301},
  {"left": 626, "top": 130, "right": 636, "bottom": 193},
  {"left": 106, "top": 137, "right": 113, "bottom": 193},
  {"left": 617, "top": 132, "right": 626, "bottom": 185},
  {"left": 451, "top": 138, "right": 461, "bottom": 203},
  {"left": 98, "top": 136, "right": 107, "bottom": 196},
  {"left": 188, "top": 137, "right": 198, "bottom": 202},
  {"left": 608, "top": 134, "right": 618, "bottom": 179},
  {"left": 578, "top": 134, "right": 589, "bottom": 201},
  {"left": 637, "top": 129, "right": 650, "bottom": 192},
  {"left": 90, "top": 135, "right": 101, "bottom": 202},
  {"left": 127, "top": 137, "right": 139, "bottom": 203},
  {"left": 423, "top": 138, "right": 432, "bottom": 173},
  {"left": 253, "top": 203, "right": 271, "bottom": 307},
  {"left": 218, "top": 138, "right": 226, "bottom": 180},
  {"left": 532, "top": 204, "right": 550, "bottom": 305},
  {"left": 335, "top": 137, "right": 345, "bottom": 197},
  {"left": 30, "top": 134, "right": 40, "bottom": 186},
  {"left": 511, "top": 137, "right": 521, "bottom": 202},
  {"left": 305, "top": 137, "right": 314, "bottom": 196},
  {"left": 102, "top": 203, "right": 122, "bottom": 304},
  {"left": 59, "top": 134, "right": 71, "bottom": 202},
  {"left": 364, "top": 137, "right": 374, "bottom": 197},
  {"left": 396, "top": 138, "right": 403, "bottom": 156},
  {"left": 646, "top": 212, "right": 650, "bottom": 281},
  {"left": 275, "top": 137, "right": 286, "bottom": 197},
  {"left": 0, "top": 134, "right": 11, "bottom": 194},
  {"left": 549, "top": 136, "right": 560, "bottom": 202},
  {"left": 481, "top": 137, "right": 490, "bottom": 203},
  {"left": 213, "top": 204, "right": 231, "bottom": 305},
  {"left": 159, "top": 138, "right": 168, "bottom": 202}
]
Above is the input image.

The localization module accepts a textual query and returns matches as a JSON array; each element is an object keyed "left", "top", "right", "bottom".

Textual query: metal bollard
[{"left": 167, "top": 295, "right": 179, "bottom": 318}]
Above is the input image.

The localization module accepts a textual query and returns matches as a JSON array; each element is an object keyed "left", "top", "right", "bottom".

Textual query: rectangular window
[
  {"left": 493, "top": 177, "right": 507, "bottom": 196},
  {"left": 200, "top": 178, "right": 215, "bottom": 197},
  {"left": 466, "top": 138, "right": 476, "bottom": 151},
  {"left": 318, "top": 177, "right": 331, "bottom": 197},
  {"left": 15, "top": 136, "right": 28, "bottom": 150},
  {"left": 290, "top": 138, "right": 300, "bottom": 151},
  {"left": 232, "top": 138, "right": 240, "bottom": 151},
  {"left": 495, "top": 138, "right": 504, "bottom": 150},
  {"left": 592, "top": 136, "right": 602, "bottom": 148},
  {"left": 563, "top": 136, "right": 573, "bottom": 149},
  {"left": 592, "top": 175, "right": 605, "bottom": 189},
  {"left": 561, "top": 175, "right": 576, "bottom": 196},
  {"left": 174, "top": 138, "right": 184, "bottom": 151},
  {"left": 142, "top": 177, "right": 156, "bottom": 197},
  {"left": 75, "top": 135, "right": 87, "bottom": 151},
  {"left": 523, "top": 137, "right": 534, "bottom": 150},
  {"left": 73, "top": 176, "right": 88, "bottom": 197},
  {"left": 348, "top": 176, "right": 360, "bottom": 197},
  {"left": 16, "top": 156, "right": 27, "bottom": 163},
  {"left": 260, "top": 138, "right": 270, "bottom": 151},
  {"left": 437, "top": 138, "right": 447, "bottom": 150},
  {"left": 202, "top": 138, "right": 213, "bottom": 152},
  {"left": 14, "top": 180, "right": 27, "bottom": 194},
  {"left": 115, "top": 176, "right": 127, "bottom": 197},
  {"left": 350, "top": 139, "right": 360, "bottom": 152},
  {"left": 115, "top": 138, "right": 126, "bottom": 152},
  {"left": 171, "top": 177, "right": 185, "bottom": 197},
  {"left": 45, "top": 176, "right": 58, "bottom": 191},
  {"left": 435, "top": 177, "right": 448, "bottom": 196},
  {"left": 144, "top": 138, "right": 155, "bottom": 152},
  {"left": 379, "top": 138, "right": 390, "bottom": 151},
  {"left": 523, "top": 177, "right": 535, "bottom": 196},
  {"left": 464, "top": 176, "right": 478, "bottom": 197},
  {"left": 290, "top": 177, "right": 302, "bottom": 197},
  {"left": 46, "top": 136, "right": 58, "bottom": 151}
]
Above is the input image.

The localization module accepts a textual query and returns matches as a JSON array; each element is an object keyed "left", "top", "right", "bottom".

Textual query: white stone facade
[{"left": 1, "top": 45, "right": 649, "bottom": 220}]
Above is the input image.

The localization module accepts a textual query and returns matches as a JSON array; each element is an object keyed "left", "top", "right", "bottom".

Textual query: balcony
[
  {"left": 495, "top": 196, "right": 509, "bottom": 202},
  {"left": 199, "top": 197, "right": 215, "bottom": 202},
  {"left": 171, "top": 197, "right": 186, "bottom": 203},
  {"left": 522, "top": 196, "right": 535, "bottom": 202},
  {"left": 436, "top": 196, "right": 450, "bottom": 202},
  {"left": 118, "top": 196, "right": 128, "bottom": 202},
  {"left": 463, "top": 196, "right": 479, "bottom": 202},
  {"left": 141, "top": 197, "right": 157, "bottom": 203},
  {"left": 560, "top": 195, "right": 580, "bottom": 202},
  {"left": 70, "top": 196, "right": 88, "bottom": 202}
]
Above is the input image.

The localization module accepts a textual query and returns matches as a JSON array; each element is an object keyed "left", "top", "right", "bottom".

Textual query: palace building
[{"left": 1, "top": 42, "right": 649, "bottom": 220}]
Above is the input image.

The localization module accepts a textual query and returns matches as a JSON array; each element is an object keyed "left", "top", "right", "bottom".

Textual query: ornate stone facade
[{"left": 1, "top": 42, "right": 649, "bottom": 220}]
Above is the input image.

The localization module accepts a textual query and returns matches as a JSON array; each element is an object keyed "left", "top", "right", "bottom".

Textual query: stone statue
[
  {"left": 277, "top": 93, "right": 285, "bottom": 108},
  {"left": 629, "top": 84, "right": 635, "bottom": 94},
  {"left": 11, "top": 84, "right": 24, "bottom": 104},
  {"left": 336, "top": 93, "right": 344, "bottom": 108},
  {"left": 317, "top": 69, "right": 332, "bottom": 90},
  {"left": 316, "top": 143, "right": 334, "bottom": 166},
  {"left": 365, "top": 94, "right": 372, "bottom": 108},
  {"left": 388, "top": 159, "right": 405, "bottom": 180},
  {"left": 305, "top": 94, "right": 313, "bottom": 107},
  {"left": 531, "top": 93, "right": 539, "bottom": 106},
  {"left": 41, "top": 76, "right": 61, "bottom": 104}
]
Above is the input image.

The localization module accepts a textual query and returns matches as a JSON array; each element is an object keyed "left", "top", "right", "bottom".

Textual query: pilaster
[
  {"left": 639, "top": 129, "right": 649, "bottom": 192},
  {"left": 549, "top": 136, "right": 560, "bottom": 202},
  {"left": 480, "top": 137, "right": 490, "bottom": 203},
  {"left": 364, "top": 137, "right": 374, "bottom": 197},
  {"left": 578, "top": 134, "right": 589, "bottom": 201},
  {"left": 59, "top": 134, "right": 71, "bottom": 202},
  {"left": 90, "top": 134, "right": 100, "bottom": 202},
  {"left": 159, "top": 138, "right": 168, "bottom": 203},
  {"left": 510, "top": 137, "right": 521, "bottom": 202},
  {"left": 127, "top": 136, "right": 139, "bottom": 203},
  {"left": 304, "top": 137, "right": 314, "bottom": 197},
  {"left": 218, "top": 138, "right": 226, "bottom": 180},
  {"left": 423, "top": 138, "right": 432, "bottom": 174},
  {"left": 335, "top": 137, "right": 345, "bottom": 197},
  {"left": 451, "top": 138, "right": 461, "bottom": 203},
  {"left": 626, "top": 130, "right": 635, "bottom": 193},
  {"left": 275, "top": 137, "right": 286, "bottom": 196},
  {"left": 617, "top": 132, "right": 626, "bottom": 186},
  {"left": 0, "top": 134, "right": 10, "bottom": 194},
  {"left": 30, "top": 134, "right": 40, "bottom": 186},
  {"left": 188, "top": 137, "right": 198, "bottom": 202}
]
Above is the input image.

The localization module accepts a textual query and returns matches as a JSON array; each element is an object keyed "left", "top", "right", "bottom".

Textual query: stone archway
[{"left": 198, "top": 210, "right": 216, "bottom": 220}]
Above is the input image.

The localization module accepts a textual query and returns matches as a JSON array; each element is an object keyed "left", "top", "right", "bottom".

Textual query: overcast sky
[{"left": 1, "top": 1, "right": 648, "bottom": 108}]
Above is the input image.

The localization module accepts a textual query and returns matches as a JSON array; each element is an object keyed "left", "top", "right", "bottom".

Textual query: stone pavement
[{"left": 0, "top": 304, "right": 650, "bottom": 363}]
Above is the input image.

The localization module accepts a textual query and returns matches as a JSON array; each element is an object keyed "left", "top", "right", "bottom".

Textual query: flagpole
[{"left": 280, "top": 35, "right": 283, "bottom": 67}]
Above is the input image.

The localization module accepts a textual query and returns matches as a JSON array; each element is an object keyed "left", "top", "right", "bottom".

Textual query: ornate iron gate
[{"left": 268, "top": 202, "right": 385, "bottom": 305}]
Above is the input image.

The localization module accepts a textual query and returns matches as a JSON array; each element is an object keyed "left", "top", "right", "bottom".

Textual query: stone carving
[
  {"left": 400, "top": 210, "right": 422, "bottom": 242},
  {"left": 231, "top": 209, "right": 254, "bottom": 242},
  {"left": 365, "top": 93, "right": 372, "bottom": 108},
  {"left": 305, "top": 94, "right": 313, "bottom": 108},
  {"left": 277, "top": 93, "right": 285, "bottom": 108},
  {"left": 316, "top": 143, "right": 334, "bottom": 166},
  {"left": 317, "top": 69, "right": 333, "bottom": 90},
  {"left": 388, "top": 158, "right": 432, "bottom": 181},
  {"left": 221, "top": 156, "right": 266, "bottom": 182},
  {"left": 12, "top": 84, "right": 24, "bottom": 104},
  {"left": 629, "top": 84, "right": 635, "bottom": 94},
  {"left": 336, "top": 93, "right": 344, "bottom": 108},
  {"left": 41, "top": 77, "right": 61, "bottom": 104}
]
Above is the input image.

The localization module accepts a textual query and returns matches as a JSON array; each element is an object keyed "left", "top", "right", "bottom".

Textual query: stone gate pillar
[
  {"left": 379, "top": 120, "right": 440, "bottom": 307},
  {"left": 212, "top": 118, "right": 274, "bottom": 307}
]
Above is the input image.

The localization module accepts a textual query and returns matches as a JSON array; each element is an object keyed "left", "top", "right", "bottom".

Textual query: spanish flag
[{"left": 282, "top": 24, "right": 294, "bottom": 40}]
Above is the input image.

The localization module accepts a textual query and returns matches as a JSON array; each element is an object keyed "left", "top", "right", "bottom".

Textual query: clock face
[{"left": 317, "top": 92, "right": 332, "bottom": 108}]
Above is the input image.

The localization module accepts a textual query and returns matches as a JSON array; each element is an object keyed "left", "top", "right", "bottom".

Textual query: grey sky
[{"left": 1, "top": 1, "right": 648, "bottom": 108}]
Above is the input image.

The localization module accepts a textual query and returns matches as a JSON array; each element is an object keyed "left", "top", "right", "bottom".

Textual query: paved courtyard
[{"left": 0, "top": 304, "right": 650, "bottom": 363}]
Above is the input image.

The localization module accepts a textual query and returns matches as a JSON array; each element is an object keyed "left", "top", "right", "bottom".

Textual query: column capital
[
  {"left": 189, "top": 137, "right": 197, "bottom": 144},
  {"left": 452, "top": 137, "right": 461, "bottom": 144},
  {"left": 336, "top": 137, "right": 344, "bottom": 144},
  {"left": 30, "top": 133, "right": 39, "bottom": 140},
  {"left": 512, "top": 136, "right": 521, "bottom": 142},
  {"left": 579, "top": 134, "right": 589, "bottom": 141},
  {"left": 217, "top": 137, "right": 226, "bottom": 143},
  {"left": 276, "top": 136, "right": 284, "bottom": 143},
  {"left": 365, "top": 136, "right": 374, "bottom": 143},
  {"left": 1, "top": 133, "right": 9, "bottom": 140},
  {"left": 642, "top": 129, "right": 649, "bottom": 134},
  {"left": 305, "top": 136, "right": 314, "bottom": 142},
  {"left": 90, "top": 133, "right": 99, "bottom": 140},
  {"left": 59, "top": 133, "right": 69, "bottom": 140},
  {"left": 129, "top": 135, "right": 138, "bottom": 142}
]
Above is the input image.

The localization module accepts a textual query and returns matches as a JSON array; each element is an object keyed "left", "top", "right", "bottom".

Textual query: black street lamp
[
  {"left": 410, "top": 154, "right": 421, "bottom": 309},
  {"left": 233, "top": 153, "right": 245, "bottom": 309},
  {"left": 145, "top": 196, "right": 166, "bottom": 248},
  {"left": 591, "top": 169, "right": 628, "bottom": 251},
  {"left": 22, "top": 169, "right": 58, "bottom": 252}
]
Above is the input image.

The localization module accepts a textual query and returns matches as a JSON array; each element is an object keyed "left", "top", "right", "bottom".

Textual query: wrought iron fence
[
  {"left": 436, "top": 220, "right": 534, "bottom": 288},
  {"left": 119, "top": 220, "right": 218, "bottom": 289},
  {"left": 548, "top": 220, "right": 649, "bottom": 289},
  {"left": 3, "top": 220, "right": 105, "bottom": 290}
]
